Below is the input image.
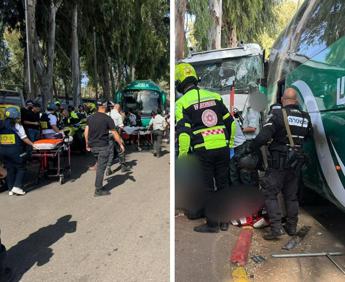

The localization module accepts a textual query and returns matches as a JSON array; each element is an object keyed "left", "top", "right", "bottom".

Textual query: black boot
[
  {"left": 263, "top": 228, "right": 285, "bottom": 240},
  {"left": 194, "top": 221, "right": 220, "bottom": 233},
  {"left": 220, "top": 222, "right": 229, "bottom": 231},
  {"left": 284, "top": 224, "right": 297, "bottom": 236},
  {"left": 94, "top": 189, "right": 111, "bottom": 197}
]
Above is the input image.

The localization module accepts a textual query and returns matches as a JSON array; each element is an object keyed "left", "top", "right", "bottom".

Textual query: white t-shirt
[
  {"left": 149, "top": 114, "right": 167, "bottom": 131},
  {"left": 15, "top": 123, "right": 27, "bottom": 139},
  {"left": 233, "top": 120, "right": 246, "bottom": 148},
  {"left": 110, "top": 109, "right": 124, "bottom": 128},
  {"left": 242, "top": 108, "right": 261, "bottom": 140},
  {"left": 42, "top": 112, "right": 58, "bottom": 136}
]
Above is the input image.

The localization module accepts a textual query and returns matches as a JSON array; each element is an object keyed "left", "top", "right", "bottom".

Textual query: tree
[
  {"left": 188, "top": 0, "right": 279, "bottom": 50},
  {"left": 176, "top": 0, "right": 187, "bottom": 60},
  {"left": 208, "top": 0, "right": 222, "bottom": 50}
]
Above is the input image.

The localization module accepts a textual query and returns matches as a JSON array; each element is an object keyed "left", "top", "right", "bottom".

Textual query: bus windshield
[
  {"left": 194, "top": 55, "right": 263, "bottom": 96},
  {"left": 122, "top": 90, "right": 161, "bottom": 115}
]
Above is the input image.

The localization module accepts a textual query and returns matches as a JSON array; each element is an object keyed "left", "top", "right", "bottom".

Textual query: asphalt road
[
  {"left": 176, "top": 190, "right": 345, "bottom": 282},
  {"left": 0, "top": 145, "right": 170, "bottom": 282}
]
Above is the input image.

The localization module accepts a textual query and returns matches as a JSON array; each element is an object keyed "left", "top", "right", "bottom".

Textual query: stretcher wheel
[{"left": 59, "top": 175, "right": 65, "bottom": 185}]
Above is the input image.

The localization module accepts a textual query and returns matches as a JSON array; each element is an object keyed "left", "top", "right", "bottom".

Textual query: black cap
[
  {"left": 26, "top": 99, "right": 34, "bottom": 106},
  {"left": 33, "top": 102, "right": 41, "bottom": 108},
  {"left": 96, "top": 99, "right": 108, "bottom": 107}
]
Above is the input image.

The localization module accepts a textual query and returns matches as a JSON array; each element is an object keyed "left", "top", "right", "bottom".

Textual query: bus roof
[
  {"left": 123, "top": 80, "right": 162, "bottom": 92},
  {"left": 183, "top": 43, "right": 263, "bottom": 64}
]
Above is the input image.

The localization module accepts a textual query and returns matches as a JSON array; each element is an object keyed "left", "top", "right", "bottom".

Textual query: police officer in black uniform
[{"left": 250, "top": 88, "right": 312, "bottom": 240}]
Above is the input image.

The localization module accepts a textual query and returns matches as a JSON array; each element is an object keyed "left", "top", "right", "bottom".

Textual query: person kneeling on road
[
  {"left": 84, "top": 99, "right": 125, "bottom": 197},
  {"left": 0, "top": 107, "right": 37, "bottom": 196}
]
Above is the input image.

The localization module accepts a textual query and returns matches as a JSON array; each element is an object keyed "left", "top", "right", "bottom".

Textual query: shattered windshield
[
  {"left": 123, "top": 90, "right": 161, "bottom": 115},
  {"left": 194, "top": 55, "right": 263, "bottom": 95}
]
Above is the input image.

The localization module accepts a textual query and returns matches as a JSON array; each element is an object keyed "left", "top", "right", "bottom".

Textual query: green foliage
[
  {"left": 258, "top": 0, "right": 298, "bottom": 57},
  {"left": 188, "top": 0, "right": 281, "bottom": 50},
  {"left": 0, "top": 0, "right": 169, "bottom": 98},
  {"left": 189, "top": 0, "right": 212, "bottom": 50}
]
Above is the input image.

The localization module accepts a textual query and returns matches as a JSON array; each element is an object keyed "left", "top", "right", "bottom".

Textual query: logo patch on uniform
[
  {"left": 0, "top": 134, "right": 15, "bottom": 144},
  {"left": 202, "top": 109, "right": 218, "bottom": 127},
  {"left": 193, "top": 100, "right": 216, "bottom": 110},
  {"left": 287, "top": 116, "right": 308, "bottom": 128}
]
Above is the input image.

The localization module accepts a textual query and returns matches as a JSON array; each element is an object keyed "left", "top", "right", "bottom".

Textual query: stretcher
[
  {"left": 32, "top": 137, "right": 72, "bottom": 185},
  {"left": 122, "top": 126, "right": 153, "bottom": 151}
]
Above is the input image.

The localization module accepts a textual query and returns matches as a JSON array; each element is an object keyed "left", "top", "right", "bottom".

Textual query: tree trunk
[
  {"left": 208, "top": 0, "right": 222, "bottom": 50},
  {"left": 175, "top": 0, "right": 186, "bottom": 60},
  {"left": 71, "top": 2, "right": 81, "bottom": 107},
  {"left": 227, "top": 25, "right": 237, "bottom": 48},
  {"left": 31, "top": 0, "right": 62, "bottom": 109},
  {"left": 101, "top": 64, "right": 111, "bottom": 100}
]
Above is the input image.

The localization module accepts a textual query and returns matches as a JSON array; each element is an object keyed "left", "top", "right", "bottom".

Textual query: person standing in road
[
  {"left": 21, "top": 102, "right": 41, "bottom": 142},
  {"left": 107, "top": 103, "right": 130, "bottom": 175},
  {"left": 0, "top": 107, "right": 36, "bottom": 196},
  {"left": 84, "top": 100, "right": 125, "bottom": 196},
  {"left": 40, "top": 102, "right": 61, "bottom": 139},
  {"left": 149, "top": 109, "right": 167, "bottom": 158},
  {"left": 249, "top": 88, "right": 312, "bottom": 240},
  {"left": 175, "top": 63, "right": 233, "bottom": 233}
]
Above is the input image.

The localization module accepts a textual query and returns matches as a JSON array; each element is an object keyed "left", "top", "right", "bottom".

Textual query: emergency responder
[
  {"left": 107, "top": 103, "right": 130, "bottom": 175},
  {"left": 175, "top": 63, "right": 233, "bottom": 233},
  {"left": 0, "top": 107, "right": 37, "bottom": 196},
  {"left": 84, "top": 99, "right": 125, "bottom": 196},
  {"left": 149, "top": 109, "right": 167, "bottom": 158},
  {"left": 249, "top": 88, "right": 312, "bottom": 240},
  {"left": 68, "top": 105, "right": 80, "bottom": 124},
  {"left": 77, "top": 105, "right": 87, "bottom": 119},
  {"left": 40, "top": 102, "right": 61, "bottom": 138}
]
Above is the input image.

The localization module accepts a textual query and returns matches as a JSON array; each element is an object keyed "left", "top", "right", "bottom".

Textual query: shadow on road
[
  {"left": 302, "top": 188, "right": 345, "bottom": 246},
  {"left": 5, "top": 215, "right": 77, "bottom": 282},
  {"left": 104, "top": 172, "right": 136, "bottom": 192}
]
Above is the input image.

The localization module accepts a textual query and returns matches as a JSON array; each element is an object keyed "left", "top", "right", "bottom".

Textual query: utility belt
[{"left": 268, "top": 148, "right": 306, "bottom": 171}]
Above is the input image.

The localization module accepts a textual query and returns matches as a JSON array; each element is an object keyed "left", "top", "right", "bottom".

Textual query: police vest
[
  {"left": 40, "top": 113, "right": 53, "bottom": 130},
  {"left": 176, "top": 88, "right": 231, "bottom": 151},
  {"left": 0, "top": 121, "right": 23, "bottom": 150},
  {"left": 269, "top": 106, "right": 311, "bottom": 152}
]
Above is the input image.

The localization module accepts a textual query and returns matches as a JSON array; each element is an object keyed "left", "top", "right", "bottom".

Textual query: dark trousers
[
  {"left": 153, "top": 129, "right": 163, "bottom": 156},
  {"left": 195, "top": 147, "right": 230, "bottom": 193},
  {"left": 91, "top": 146, "right": 109, "bottom": 190},
  {"left": 260, "top": 168, "right": 299, "bottom": 231},
  {"left": 27, "top": 128, "right": 40, "bottom": 142},
  {"left": 0, "top": 147, "right": 26, "bottom": 190},
  {"left": 107, "top": 136, "right": 125, "bottom": 168},
  {"left": 230, "top": 141, "right": 258, "bottom": 185}
]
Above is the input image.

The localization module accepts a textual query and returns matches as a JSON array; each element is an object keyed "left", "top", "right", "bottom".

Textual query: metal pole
[
  {"left": 326, "top": 254, "right": 345, "bottom": 275},
  {"left": 24, "top": 0, "right": 32, "bottom": 96},
  {"left": 93, "top": 27, "right": 98, "bottom": 100},
  {"left": 272, "top": 252, "right": 344, "bottom": 258}
]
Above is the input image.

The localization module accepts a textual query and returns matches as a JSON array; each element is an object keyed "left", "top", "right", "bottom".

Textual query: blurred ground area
[
  {"left": 0, "top": 145, "right": 170, "bottom": 282},
  {"left": 176, "top": 189, "right": 345, "bottom": 282}
]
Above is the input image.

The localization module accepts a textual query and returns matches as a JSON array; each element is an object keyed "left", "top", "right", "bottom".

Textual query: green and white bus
[{"left": 267, "top": 0, "right": 345, "bottom": 210}]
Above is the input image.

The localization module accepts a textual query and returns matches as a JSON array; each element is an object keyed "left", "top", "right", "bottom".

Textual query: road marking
[{"left": 231, "top": 266, "right": 250, "bottom": 282}]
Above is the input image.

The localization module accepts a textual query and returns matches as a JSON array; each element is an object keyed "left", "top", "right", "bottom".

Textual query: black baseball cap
[
  {"left": 25, "top": 99, "right": 34, "bottom": 106},
  {"left": 96, "top": 99, "right": 109, "bottom": 107}
]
